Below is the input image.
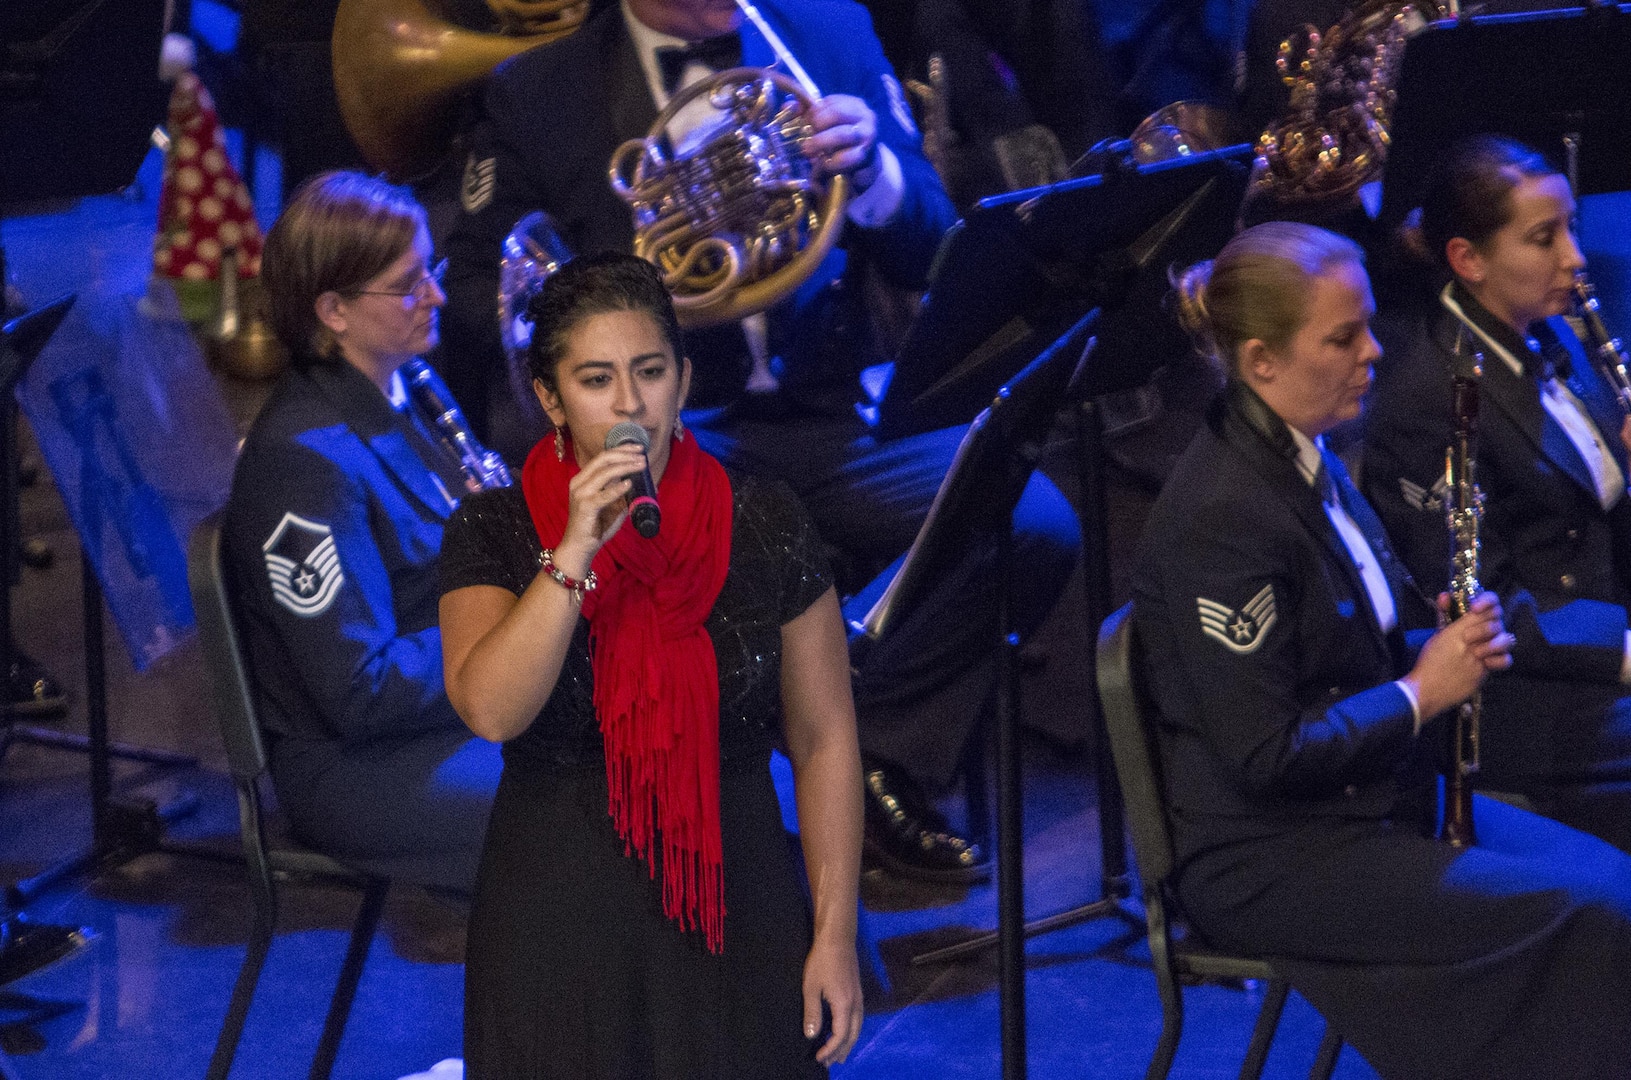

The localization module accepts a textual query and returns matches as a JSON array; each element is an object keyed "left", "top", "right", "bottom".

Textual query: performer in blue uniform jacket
[
  {"left": 1135, "top": 220, "right": 1631, "bottom": 1079},
  {"left": 441, "top": 0, "right": 1080, "bottom": 881},
  {"left": 224, "top": 172, "right": 500, "bottom": 894},
  {"left": 1364, "top": 136, "right": 1631, "bottom": 852}
]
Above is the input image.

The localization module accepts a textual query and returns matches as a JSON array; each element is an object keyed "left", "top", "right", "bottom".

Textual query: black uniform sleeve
[
  {"left": 438, "top": 66, "right": 558, "bottom": 433},
  {"left": 226, "top": 437, "right": 459, "bottom": 748},
  {"left": 1136, "top": 493, "right": 1418, "bottom": 802},
  {"left": 833, "top": 3, "right": 958, "bottom": 289}
]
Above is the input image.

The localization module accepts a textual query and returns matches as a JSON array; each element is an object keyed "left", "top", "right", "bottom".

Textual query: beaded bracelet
[{"left": 539, "top": 548, "right": 597, "bottom": 604}]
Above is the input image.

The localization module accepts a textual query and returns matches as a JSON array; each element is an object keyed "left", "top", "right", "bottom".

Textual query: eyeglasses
[{"left": 351, "top": 258, "right": 447, "bottom": 305}]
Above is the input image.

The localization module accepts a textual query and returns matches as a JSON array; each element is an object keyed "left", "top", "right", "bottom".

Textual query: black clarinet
[
  {"left": 1439, "top": 325, "right": 1484, "bottom": 848},
  {"left": 1573, "top": 272, "right": 1631, "bottom": 418},
  {"left": 401, "top": 358, "right": 512, "bottom": 491}
]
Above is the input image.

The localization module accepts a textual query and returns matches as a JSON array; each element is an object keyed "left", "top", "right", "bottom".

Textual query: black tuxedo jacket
[
  {"left": 1365, "top": 288, "right": 1631, "bottom": 777},
  {"left": 441, "top": 0, "right": 956, "bottom": 413}
]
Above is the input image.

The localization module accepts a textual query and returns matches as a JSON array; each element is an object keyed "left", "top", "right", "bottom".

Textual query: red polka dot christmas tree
[{"left": 153, "top": 71, "right": 262, "bottom": 305}]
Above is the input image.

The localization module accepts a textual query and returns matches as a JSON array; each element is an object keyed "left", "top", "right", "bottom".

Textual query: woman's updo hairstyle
[
  {"left": 1173, "top": 221, "right": 1365, "bottom": 379},
  {"left": 261, "top": 171, "right": 426, "bottom": 363},
  {"left": 1417, "top": 135, "right": 1557, "bottom": 269},
  {"left": 524, "top": 253, "right": 686, "bottom": 393}
]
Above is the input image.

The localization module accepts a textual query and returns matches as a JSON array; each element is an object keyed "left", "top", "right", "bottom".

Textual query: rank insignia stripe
[
  {"left": 1197, "top": 584, "right": 1277, "bottom": 654},
  {"left": 461, "top": 154, "right": 497, "bottom": 215},
  {"left": 262, "top": 512, "right": 346, "bottom": 618},
  {"left": 1399, "top": 475, "right": 1448, "bottom": 513}
]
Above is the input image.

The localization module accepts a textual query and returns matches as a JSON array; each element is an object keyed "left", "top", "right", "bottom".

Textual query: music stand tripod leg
[
  {"left": 908, "top": 396, "right": 1142, "bottom": 972},
  {"left": 0, "top": 289, "right": 205, "bottom": 912}
]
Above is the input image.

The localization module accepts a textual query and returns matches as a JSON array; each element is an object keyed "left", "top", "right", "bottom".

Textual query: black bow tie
[
  {"left": 655, "top": 32, "right": 743, "bottom": 95},
  {"left": 1526, "top": 335, "right": 1573, "bottom": 384}
]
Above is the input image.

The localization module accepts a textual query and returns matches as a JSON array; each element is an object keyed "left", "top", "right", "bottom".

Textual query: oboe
[
  {"left": 1440, "top": 325, "right": 1484, "bottom": 848},
  {"left": 401, "top": 358, "right": 513, "bottom": 491},
  {"left": 1572, "top": 272, "right": 1631, "bottom": 418}
]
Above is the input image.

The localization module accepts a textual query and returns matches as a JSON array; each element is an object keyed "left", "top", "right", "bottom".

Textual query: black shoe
[
  {"left": 7, "top": 651, "right": 67, "bottom": 717},
  {"left": 862, "top": 759, "right": 989, "bottom": 884}
]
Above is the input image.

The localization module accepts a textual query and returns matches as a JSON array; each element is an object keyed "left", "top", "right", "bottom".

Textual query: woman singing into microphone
[{"left": 439, "top": 253, "right": 863, "bottom": 1079}]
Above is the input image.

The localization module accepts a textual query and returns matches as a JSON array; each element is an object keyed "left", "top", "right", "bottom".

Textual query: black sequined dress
[{"left": 440, "top": 473, "right": 833, "bottom": 1080}]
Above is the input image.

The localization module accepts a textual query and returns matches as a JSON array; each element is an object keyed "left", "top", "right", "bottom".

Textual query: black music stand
[
  {"left": 1380, "top": 2, "right": 1631, "bottom": 229},
  {"left": 882, "top": 142, "right": 1254, "bottom": 439},
  {"left": 852, "top": 311, "right": 1103, "bottom": 1078},
  {"left": 1, "top": 0, "right": 211, "bottom": 922},
  {"left": 871, "top": 145, "right": 1251, "bottom": 1079}
]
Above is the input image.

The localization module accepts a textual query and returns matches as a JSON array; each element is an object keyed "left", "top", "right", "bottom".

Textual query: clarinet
[
  {"left": 1439, "top": 326, "right": 1484, "bottom": 848},
  {"left": 401, "top": 358, "right": 513, "bottom": 491},
  {"left": 1572, "top": 272, "right": 1631, "bottom": 418}
]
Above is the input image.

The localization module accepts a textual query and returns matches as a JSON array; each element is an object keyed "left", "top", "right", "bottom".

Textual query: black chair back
[
  {"left": 186, "top": 509, "right": 388, "bottom": 1080},
  {"left": 187, "top": 509, "right": 267, "bottom": 785},
  {"left": 1096, "top": 602, "right": 1344, "bottom": 1080},
  {"left": 1095, "top": 603, "right": 1175, "bottom": 892}
]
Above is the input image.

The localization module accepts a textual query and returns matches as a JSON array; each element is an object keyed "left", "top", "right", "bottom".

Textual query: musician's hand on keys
[
  {"left": 1406, "top": 592, "right": 1512, "bottom": 727},
  {"left": 806, "top": 95, "right": 879, "bottom": 188}
]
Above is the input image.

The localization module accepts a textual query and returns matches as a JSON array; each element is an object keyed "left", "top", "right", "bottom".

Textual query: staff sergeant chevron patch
[
  {"left": 1399, "top": 475, "right": 1448, "bottom": 513},
  {"left": 1197, "top": 584, "right": 1277, "bottom": 654},
  {"left": 263, "top": 512, "right": 344, "bottom": 618}
]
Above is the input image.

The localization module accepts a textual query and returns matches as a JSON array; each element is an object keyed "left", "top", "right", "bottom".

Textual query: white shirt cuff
[
  {"left": 1621, "top": 630, "right": 1631, "bottom": 683},
  {"left": 1393, "top": 679, "right": 1422, "bottom": 730},
  {"left": 845, "top": 144, "right": 905, "bottom": 228}
]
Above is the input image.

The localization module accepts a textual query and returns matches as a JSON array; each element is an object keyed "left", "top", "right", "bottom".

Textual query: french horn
[
  {"left": 606, "top": 0, "right": 850, "bottom": 329},
  {"left": 332, "top": 0, "right": 586, "bottom": 181},
  {"left": 1245, "top": 0, "right": 1449, "bottom": 209}
]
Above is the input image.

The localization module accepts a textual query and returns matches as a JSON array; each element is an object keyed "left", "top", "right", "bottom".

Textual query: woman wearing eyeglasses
[{"left": 221, "top": 171, "right": 502, "bottom": 897}]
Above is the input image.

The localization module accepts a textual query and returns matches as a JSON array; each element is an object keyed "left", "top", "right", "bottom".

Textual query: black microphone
[{"left": 605, "top": 422, "right": 660, "bottom": 538}]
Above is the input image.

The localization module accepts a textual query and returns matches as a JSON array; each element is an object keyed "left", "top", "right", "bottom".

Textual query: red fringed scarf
[{"left": 521, "top": 430, "right": 734, "bottom": 952}]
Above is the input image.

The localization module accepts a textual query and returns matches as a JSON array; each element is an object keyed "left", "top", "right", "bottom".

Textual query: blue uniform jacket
[
  {"left": 223, "top": 358, "right": 468, "bottom": 751},
  {"left": 1133, "top": 382, "right": 1439, "bottom": 869},
  {"left": 1365, "top": 285, "right": 1631, "bottom": 780}
]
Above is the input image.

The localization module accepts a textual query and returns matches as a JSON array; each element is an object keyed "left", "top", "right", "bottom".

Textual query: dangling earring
[
  {"left": 673, "top": 416, "right": 685, "bottom": 442},
  {"left": 554, "top": 426, "right": 566, "bottom": 461}
]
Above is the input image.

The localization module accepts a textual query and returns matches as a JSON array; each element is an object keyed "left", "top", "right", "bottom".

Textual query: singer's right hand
[{"left": 552, "top": 444, "right": 646, "bottom": 578}]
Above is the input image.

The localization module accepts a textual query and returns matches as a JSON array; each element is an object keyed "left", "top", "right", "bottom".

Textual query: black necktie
[
  {"left": 655, "top": 32, "right": 743, "bottom": 95},
  {"left": 1313, "top": 448, "right": 1339, "bottom": 508}
]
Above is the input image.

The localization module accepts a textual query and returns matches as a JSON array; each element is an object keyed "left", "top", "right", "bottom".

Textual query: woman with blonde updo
[{"left": 1133, "top": 220, "right": 1631, "bottom": 1078}]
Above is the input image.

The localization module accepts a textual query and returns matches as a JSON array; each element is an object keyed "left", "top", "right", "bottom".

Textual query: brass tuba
[
  {"left": 332, "top": 0, "right": 587, "bottom": 182},
  {"left": 1246, "top": 1, "right": 1449, "bottom": 210},
  {"left": 606, "top": 0, "right": 850, "bottom": 329}
]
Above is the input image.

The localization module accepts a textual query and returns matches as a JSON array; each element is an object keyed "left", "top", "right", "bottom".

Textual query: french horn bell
[{"left": 332, "top": 0, "right": 585, "bottom": 181}]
